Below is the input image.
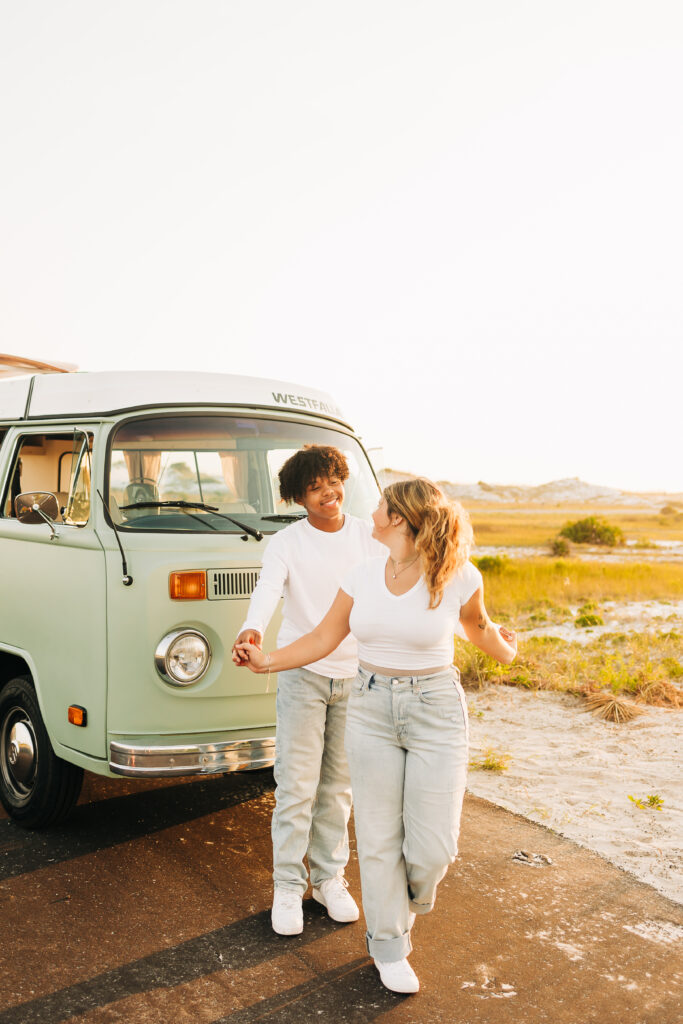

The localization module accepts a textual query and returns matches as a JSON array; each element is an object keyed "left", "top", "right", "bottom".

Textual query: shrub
[
  {"left": 663, "top": 657, "right": 683, "bottom": 679},
  {"left": 560, "top": 516, "right": 624, "bottom": 546},
  {"left": 550, "top": 536, "right": 571, "bottom": 556},
  {"left": 575, "top": 613, "right": 604, "bottom": 628},
  {"left": 473, "top": 555, "right": 508, "bottom": 574}
]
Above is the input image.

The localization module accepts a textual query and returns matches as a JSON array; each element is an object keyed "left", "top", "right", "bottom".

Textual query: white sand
[
  {"left": 465, "top": 685, "right": 683, "bottom": 905},
  {"left": 521, "top": 599, "right": 683, "bottom": 644}
]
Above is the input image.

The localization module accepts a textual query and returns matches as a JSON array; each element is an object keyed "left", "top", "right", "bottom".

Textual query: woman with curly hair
[{"left": 236, "top": 477, "right": 516, "bottom": 994}]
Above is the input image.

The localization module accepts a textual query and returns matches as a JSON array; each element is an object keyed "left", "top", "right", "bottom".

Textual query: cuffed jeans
[
  {"left": 272, "top": 667, "right": 354, "bottom": 894},
  {"left": 345, "top": 665, "right": 469, "bottom": 962}
]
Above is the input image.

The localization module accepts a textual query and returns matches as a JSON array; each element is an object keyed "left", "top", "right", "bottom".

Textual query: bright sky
[{"left": 1, "top": 2, "right": 681, "bottom": 492}]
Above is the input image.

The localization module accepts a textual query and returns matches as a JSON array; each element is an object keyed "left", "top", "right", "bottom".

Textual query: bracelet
[{"left": 265, "top": 652, "right": 271, "bottom": 693}]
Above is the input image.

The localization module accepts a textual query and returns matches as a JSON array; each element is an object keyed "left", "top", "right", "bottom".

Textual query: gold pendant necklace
[{"left": 391, "top": 555, "right": 419, "bottom": 579}]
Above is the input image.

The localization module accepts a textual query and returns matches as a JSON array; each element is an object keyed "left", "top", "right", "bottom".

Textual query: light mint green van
[{"left": 0, "top": 370, "right": 379, "bottom": 827}]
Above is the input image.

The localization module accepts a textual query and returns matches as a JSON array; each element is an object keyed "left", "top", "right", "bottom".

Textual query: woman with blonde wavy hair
[{"left": 235, "top": 477, "right": 516, "bottom": 995}]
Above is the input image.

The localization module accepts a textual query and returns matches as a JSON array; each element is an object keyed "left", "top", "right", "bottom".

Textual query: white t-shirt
[
  {"left": 342, "top": 556, "right": 483, "bottom": 671},
  {"left": 241, "top": 515, "right": 384, "bottom": 678}
]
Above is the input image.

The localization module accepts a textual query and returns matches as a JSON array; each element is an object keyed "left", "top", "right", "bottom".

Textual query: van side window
[{"left": 1, "top": 431, "right": 93, "bottom": 525}]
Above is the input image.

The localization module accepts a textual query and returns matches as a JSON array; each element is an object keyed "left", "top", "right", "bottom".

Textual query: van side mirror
[{"left": 15, "top": 491, "right": 60, "bottom": 529}]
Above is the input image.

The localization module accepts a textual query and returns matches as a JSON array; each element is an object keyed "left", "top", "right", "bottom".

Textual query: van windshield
[{"left": 107, "top": 415, "right": 380, "bottom": 533}]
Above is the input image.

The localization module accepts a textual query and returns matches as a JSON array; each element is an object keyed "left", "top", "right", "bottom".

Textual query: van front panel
[{"left": 101, "top": 409, "right": 379, "bottom": 746}]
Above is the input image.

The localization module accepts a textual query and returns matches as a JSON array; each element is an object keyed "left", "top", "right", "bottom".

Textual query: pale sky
[{"left": 1, "top": 1, "right": 681, "bottom": 492}]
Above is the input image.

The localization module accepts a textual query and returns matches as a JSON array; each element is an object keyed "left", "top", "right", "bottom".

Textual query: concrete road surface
[{"left": 0, "top": 771, "right": 681, "bottom": 1023}]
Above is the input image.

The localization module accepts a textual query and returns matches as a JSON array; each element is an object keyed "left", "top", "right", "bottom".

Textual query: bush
[
  {"left": 559, "top": 516, "right": 624, "bottom": 547},
  {"left": 575, "top": 613, "right": 604, "bottom": 628},
  {"left": 550, "top": 536, "right": 570, "bottom": 557},
  {"left": 473, "top": 555, "right": 508, "bottom": 574}
]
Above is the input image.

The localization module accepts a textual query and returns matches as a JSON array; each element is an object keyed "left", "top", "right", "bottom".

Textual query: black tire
[{"left": 0, "top": 676, "right": 83, "bottom": 828}]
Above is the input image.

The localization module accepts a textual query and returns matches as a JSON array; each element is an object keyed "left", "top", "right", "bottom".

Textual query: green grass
[
  {"left": 469, "top": 748, "right": 511, "bottom": 772},
  {"left": 455, "top": 506, "right": 683, "bottom": 707},
  {"left": 467, "top": 506, "right": 683, "bottom": 547},
  {"left": 477, "top": 558, "right": 683, "bottom": 619},
  {"left": 455, "top": 630, "right": 682, "bottom": 708}
]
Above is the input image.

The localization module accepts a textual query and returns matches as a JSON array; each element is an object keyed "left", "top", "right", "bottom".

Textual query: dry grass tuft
[
  {"left": 469, "top": 748, "right": 511, "bottom": 772},
  {"left": 582, "top": 692, "right": 646, "bottom": 723}
]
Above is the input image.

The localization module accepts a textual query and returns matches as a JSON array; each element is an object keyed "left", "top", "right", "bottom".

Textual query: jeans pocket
[{"left": 418, "top": 680, "right": 463, "bottom": 720}]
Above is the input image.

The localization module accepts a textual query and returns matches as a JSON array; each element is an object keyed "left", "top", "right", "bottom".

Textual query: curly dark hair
[{"left": 278, "top": 444, "right": 349, "bottom": 504}]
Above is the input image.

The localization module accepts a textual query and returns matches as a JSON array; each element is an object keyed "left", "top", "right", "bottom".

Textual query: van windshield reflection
[{"left": 108, "top": 415, "right": 379, "bottom": 533}]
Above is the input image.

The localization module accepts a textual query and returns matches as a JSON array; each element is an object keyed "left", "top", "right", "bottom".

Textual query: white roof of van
[{"left": 0, "top": 371, "right": 347, "bottom": 425}]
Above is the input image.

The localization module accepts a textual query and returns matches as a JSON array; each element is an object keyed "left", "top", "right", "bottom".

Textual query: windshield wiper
[
  {"left": 260, "top": 513, "right": 307, "bottom": 522},
  {"left": 120, "top": 500, "right": 218, "bottom": 511},
  {"left": 119, "top": 500, "right": 263, "bottom": 540}
]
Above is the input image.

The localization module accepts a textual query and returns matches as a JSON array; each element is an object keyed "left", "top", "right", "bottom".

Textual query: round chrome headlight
[{"left": 155, "top": 629, "right": 211, "bottom": 686}]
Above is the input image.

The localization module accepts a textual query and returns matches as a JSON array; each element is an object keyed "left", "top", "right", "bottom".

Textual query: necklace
[{"left": 390, "top": 554, "right": 419, "bottom": 579}]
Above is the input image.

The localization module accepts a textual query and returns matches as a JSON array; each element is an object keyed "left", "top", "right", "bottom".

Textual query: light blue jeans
[
  {"left": 272, "top": 667, "right": 354, "bottom": 894},
  {"left": 345, "top": 665, "right": 469, "bottom": 962}
]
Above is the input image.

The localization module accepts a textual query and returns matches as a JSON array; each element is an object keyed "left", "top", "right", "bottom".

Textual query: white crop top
[{"left": 342, "top": 557, "right": 483, "bottom": 671}]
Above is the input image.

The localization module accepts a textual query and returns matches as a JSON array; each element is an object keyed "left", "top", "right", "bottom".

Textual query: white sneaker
[
  {"left": 374, "top": 957, "right": 420, "bottom": 993},
  {"left": 312, "top": 876, "right": 360, "bottom": 922},
  {"left": 271, "top": 888, "right": 303, "bottom": 935}
]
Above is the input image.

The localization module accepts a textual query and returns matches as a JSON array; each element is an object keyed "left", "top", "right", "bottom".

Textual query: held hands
[
  {"left": 231, "top": 629, "right": 262, "bottom": 665},
  {"left": 232, "top": 642, "right": 268, "bottom": 673}
]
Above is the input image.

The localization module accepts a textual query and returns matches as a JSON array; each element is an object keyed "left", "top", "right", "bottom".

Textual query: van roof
[{"left": 0, "top": 371, "right": 348, "bottom": 427}]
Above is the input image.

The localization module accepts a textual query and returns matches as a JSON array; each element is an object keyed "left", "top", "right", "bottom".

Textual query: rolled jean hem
[
  {"left": 409, "top": 899, "right": 434, "bottom": 915},
  {"left": 366, "top": 931, "right": 413, "bottom": 962}
]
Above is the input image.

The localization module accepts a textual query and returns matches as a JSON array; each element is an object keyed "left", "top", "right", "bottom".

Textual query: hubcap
[
  {"left": 8, "top": 721, "right": 36, "bottom": 784},
  {"left": 2, "top": 709, "right": 38, "bottom": 798}
]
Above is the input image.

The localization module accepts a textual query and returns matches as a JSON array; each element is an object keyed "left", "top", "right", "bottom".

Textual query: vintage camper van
[{"left": 0, "top": 371, "right": 380, "bottom": 827}]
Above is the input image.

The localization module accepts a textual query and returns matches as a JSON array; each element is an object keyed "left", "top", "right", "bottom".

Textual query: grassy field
[
  {"left": 454, "top": 504, "right": 683, "bottom": 708},
  {"left": 466, "top": 504, "right": 683, "bottom": 547},
  {"left": 477, "top": 557, "right": 683, "bottom": 619},
  {"left": 456, "top": 630, "right": 682, "bottom": 708}
]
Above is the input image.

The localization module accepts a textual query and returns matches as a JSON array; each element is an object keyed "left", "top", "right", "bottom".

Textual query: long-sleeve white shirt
[{"left": 241, "top": 514, "right": 384, "bottom": 678}]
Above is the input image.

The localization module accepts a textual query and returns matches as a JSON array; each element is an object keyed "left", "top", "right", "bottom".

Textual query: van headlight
[{"left": 155, "top": 629, "right": 211, "bottom": 686}]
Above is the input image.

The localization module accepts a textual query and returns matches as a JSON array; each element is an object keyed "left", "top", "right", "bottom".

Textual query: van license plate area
[{"left": 207, "top": 568, "right": 260, "bottom": 600}]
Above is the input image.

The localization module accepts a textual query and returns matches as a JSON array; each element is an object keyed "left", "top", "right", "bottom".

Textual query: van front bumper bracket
[{"left": 109, "top": 736, "right": 275, "bottom": 777}]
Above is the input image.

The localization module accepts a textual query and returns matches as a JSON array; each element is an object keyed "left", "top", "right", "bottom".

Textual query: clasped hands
[{"left": 231, "top": 629, "right": 268, "bottom": 673}]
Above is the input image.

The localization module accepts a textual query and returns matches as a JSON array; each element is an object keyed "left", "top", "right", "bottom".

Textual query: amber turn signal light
[
  {"left": 169, "top": 571, "right": 207, "bottom": 600},
  {"left": 68, "top": 705, "right": 87, "bottom": 727}
]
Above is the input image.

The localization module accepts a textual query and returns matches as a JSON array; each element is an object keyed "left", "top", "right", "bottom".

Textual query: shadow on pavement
[
  {"left": 211, "top": 959, "right": 404, "bottom": 1022},
  {"left": 0, "top": 906, "right": 399, "bottom": 1024},
  {"left": 0, "top": 771, "right": 275, "bottom": 880}
]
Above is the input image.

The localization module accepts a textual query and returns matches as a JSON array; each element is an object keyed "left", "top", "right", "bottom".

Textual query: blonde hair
[{"left": 384, "top": 478, "right": 473, "bottom": 609}]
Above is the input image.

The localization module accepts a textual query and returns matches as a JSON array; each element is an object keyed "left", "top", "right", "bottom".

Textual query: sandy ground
[
  {"left": 476, "top": 542, "right": 683, "bottom": 561},
  {"left": 465, "top": 684, "right": 683, "bottom": 905},
  {"left": 520, "top": 598, "right": 683, "bottom": 643}
]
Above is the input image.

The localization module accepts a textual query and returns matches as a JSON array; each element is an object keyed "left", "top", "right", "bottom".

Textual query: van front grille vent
[{"left": 207, "top": 568, "right": 260, "bottom": 601}]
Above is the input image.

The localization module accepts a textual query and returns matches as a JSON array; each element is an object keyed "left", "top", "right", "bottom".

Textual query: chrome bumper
[{"left": 109, "top": 736, "right": 276, "bottom": 778}]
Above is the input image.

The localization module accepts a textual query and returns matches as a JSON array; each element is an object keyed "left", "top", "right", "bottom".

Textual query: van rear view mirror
[{"left": 15, "top": 491, "right": 60, "bottom": 524}]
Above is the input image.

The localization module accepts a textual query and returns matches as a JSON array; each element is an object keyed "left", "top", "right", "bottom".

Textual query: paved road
[{"left": 1, "top": 771, "right": 681, "bottom": 1023}]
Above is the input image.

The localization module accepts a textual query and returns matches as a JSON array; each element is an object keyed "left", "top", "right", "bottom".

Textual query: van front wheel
[{"left": 0, "top": 677, "right": 83, "bottom": 828}]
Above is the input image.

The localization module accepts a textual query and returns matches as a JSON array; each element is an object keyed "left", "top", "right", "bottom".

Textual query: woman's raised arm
[
  {"left": 234, "top": 588, "right": 354, "bottom": 674},
  {"left": 459, "top": 586, "right": 517, "bottom": 664}
]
